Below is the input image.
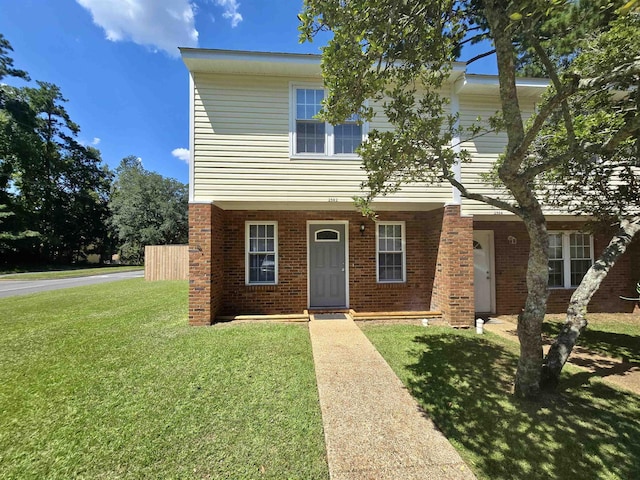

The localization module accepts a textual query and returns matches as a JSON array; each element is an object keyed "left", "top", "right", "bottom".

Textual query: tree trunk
[
  {"left": 514, "top": 216, "right": 549, "bottom": 398},
  {"left": 483, "top": 1, "right": 551, "bottom": 399},
  {"left": 541, "top": 217, "right": 640, "bottom": 389}
]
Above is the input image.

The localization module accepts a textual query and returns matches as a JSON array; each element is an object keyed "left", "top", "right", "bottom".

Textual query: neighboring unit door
[
  {"left": 473, "top": 231, "right": 494, "bottom": 313},
  {"left": 309, "top": 223, "right": 347, "bottom": 308}
]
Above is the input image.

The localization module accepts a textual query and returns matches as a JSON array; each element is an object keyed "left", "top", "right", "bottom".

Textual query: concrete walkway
[{"left": 309, "top": 318, "right": 475, "bottom": 480}]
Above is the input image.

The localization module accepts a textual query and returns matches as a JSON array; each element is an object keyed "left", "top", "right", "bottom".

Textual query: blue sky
[{"left": 0, "top": 0, "right": 495, "bottom": 184}]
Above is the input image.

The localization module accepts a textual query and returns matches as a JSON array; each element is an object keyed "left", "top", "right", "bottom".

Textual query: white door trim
[
  {"left": 473, "top": 230, "right": 496, "bottom": 314},
  {"left": 307, "top": 220, "right": 350, "bottom": 309}
]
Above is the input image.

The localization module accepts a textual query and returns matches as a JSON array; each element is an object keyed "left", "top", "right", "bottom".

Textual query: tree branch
[
  {"left": 466, "top": 49, "right": 496, "bottom": 66},
  {"left": 439, "top": 159, "right": 522, "bottom": 215},
  {"left": 529, "top": 35, "right": 578, "bottom": 151}
]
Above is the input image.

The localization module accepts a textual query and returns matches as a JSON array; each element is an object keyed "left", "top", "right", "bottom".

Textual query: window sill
[{"left": 290, "top": 154, "right": 361, "bottom": 161}]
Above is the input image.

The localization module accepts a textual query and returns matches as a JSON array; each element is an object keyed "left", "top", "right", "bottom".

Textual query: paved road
[{"left": 0, "top": 270, "right": 144, "bottom": 298}]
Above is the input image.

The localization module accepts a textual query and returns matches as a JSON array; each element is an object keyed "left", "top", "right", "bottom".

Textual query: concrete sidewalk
[{"left": 309, "top": 318, "right": 475, "bottom": 480}]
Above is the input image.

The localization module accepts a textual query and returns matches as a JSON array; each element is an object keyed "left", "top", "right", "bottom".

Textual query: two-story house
[{"left": 181, "top": 48, "right": 639, "bottom": 326}]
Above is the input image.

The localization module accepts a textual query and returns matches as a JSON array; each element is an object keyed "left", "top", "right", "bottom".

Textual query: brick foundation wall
[
  {"left": 188, "top": 202, "right": 224, "bottom": 325},
  {"left": 219, "top": 210, "right": 441, "bottom": 317},
  {"left": 431, "top": 205, "right": 475, "bottom": 326},
  {"left": 474, "top": 220, "right": 638, "bottom": 314}
]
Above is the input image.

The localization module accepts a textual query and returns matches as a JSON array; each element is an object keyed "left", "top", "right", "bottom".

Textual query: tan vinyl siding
[
  {"left": 458, "top": 95, "right": 536, "bottom": 216},
  {"left": 192, "top": 73, "right": 452, "bottom": 205}
]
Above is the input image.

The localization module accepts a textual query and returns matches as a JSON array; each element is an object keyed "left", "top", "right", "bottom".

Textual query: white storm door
[{"left": 473, "top": 231, "right": 495, "bottom": 313}]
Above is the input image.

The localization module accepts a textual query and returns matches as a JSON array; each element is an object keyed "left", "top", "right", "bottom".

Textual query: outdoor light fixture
[{"left": 360, "top": 223, "right": 366, "bottom": 235}]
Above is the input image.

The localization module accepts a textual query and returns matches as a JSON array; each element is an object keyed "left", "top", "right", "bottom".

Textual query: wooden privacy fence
[{"left": 145, "top": 245, "right": 189, "bottom": 281}]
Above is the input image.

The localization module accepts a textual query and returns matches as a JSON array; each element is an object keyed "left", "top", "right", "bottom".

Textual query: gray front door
[{"left": 309, "top": 223, "right": 346, "bottom": 308}]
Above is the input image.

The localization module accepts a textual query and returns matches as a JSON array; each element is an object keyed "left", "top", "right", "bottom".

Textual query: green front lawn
[
  {"left": 0, "top": 265, "right": 143, "bottom": 280},
  {"left": 0, "top": 280, "right": 328, "bottom": 479},
  {"left": 541, "top": 314, "right": 640, "bottom": 364},
  {"left": 361, "top": 324, "right": 640, "bottom": 480}
]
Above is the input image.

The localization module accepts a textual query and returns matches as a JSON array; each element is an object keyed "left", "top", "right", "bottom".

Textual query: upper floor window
[
  {"left": 377, "top": 222, "right": 406, "bottom": 283},
  {"left": 246, "top": 222, "right": 278, "bottom": 285},
  {"left": 548, "top": 232, "right": 593, "bottom": 289},
  {"left": 291, "top": 86, "right": 364, "bottom": 157}
]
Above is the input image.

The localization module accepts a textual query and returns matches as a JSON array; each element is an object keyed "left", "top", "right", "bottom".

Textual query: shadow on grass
[
  {"left": 403, "top": 332, "right": 640, "bottom": 480},
  {"left": 542, "top": 322, "right": 640, "bottom": 364}
]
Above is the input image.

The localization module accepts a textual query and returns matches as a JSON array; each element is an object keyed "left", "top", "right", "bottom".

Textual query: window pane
[
  {"left": 569, "top": 233, "right": 591, "bottom": 286},
  {"left": 249, "top": 253, "right": 275, "bottom": 283},
  {"left": 379, "top": 253, "right": 403, "bottom": 281},
  {"left": 296, "top": 121, "right": 325, "bottom": 153},
  {"left": 334, "top": 123, "right": 362, "bottom": 154},
  {"left": 548, "top": 233, "right": 563, "bottom": 259},
  {"left": 570, "top": 234, "right": 590, "bottom": 259},
  {"left": 571, "top": 260, "right": 591, "bottom": 287},
  {"left": 548, "top": 259, "right": 564, "bottom": 287},
  {"left": 296, "top": 88, "right": 323, "bottom": 120},
  {"left": 316, "top": 230, "right": 339, "bottom": 241}
]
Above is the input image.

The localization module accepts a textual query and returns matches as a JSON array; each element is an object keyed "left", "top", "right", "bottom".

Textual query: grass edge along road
[
  {"left": 361, "top": 323, "right": 640, "bottom": 480},
  {"left": 0, "top": 265, "right": 143, "bottom": 280},
  {"left": 0, "top": 279, "right": 329, "bottom": 479}
]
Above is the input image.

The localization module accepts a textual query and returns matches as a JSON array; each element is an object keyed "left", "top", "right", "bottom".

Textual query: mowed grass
[
  {"left": 0, "top": 265, "right": 143, "bottom": 280},
  {"left": 0, "top": 280, "right": 328, "bottom": 479},
  {"left": 361, "top": 324, "right": 640, "bottom": 480},
  {"left": 541, "top": 314, "right": 640, "bottom": 364}
]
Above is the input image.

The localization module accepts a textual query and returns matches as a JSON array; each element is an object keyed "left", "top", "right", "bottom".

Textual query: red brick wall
[
  {"left": 474, "top": 220, "right": 638, "bottom": 314},
  {"left": 188, "top": 202, "right": 224, "bottom": 325},
  {"left": 431, "top": 205, "right": 475, "bottom": 326},
  {"left": 218, "top": 210, "right": 441, "bottom": 316}
]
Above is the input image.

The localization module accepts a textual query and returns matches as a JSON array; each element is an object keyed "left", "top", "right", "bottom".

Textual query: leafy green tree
[
  {"left": 299, "top": 0, "right": 639, "bottom": 397},
  {"left": 536, "top": 12, "right": 640, "bottom": 386},
  {"left": 1, "top": 35, "right": 112, "bottom": 264},
  {"left": 10, "top": 82, "right": 112, "bottom": 262},
  {"left": 0, "top": 34, "right": 39, "bottom": 259},
  {"left": 109, "top": 156, "right": 188, "bottom": 264}
]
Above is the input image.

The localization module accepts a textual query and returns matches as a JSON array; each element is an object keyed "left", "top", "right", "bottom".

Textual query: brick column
[
  {"left": 188, "top": 202, "right": 224, "bottom": 325},
  {"left": 431, "top": 204, "right": 474, "bottom": 326}
]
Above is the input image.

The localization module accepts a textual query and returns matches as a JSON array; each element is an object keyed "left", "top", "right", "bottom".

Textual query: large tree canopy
[
  {"left": 300, "top": 0, "right": 640, "bottom": 397},
  {"left": 1, "top": 35, "right": 112, "bottom": 264},
  {"left": 108, "top": 156, "right": 188, "bottom": 264}
]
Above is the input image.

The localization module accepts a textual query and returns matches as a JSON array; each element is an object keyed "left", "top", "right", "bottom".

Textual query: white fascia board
[
  {"left": 180, "top": 48, "right": 322, "bottom": 77},
  {"left": 188, "top": 73, "right": 195, "bottom": 202},
  {"left": 454, "top": 73, "right": 549, "bottom": 96},
  {"left": 180, "top": 47, "right": 469, "bottom": 82}
]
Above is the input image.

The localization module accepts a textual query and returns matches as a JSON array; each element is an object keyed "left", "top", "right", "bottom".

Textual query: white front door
[{"left": 473, "top": 231, "right": 495, "bottom": 313}]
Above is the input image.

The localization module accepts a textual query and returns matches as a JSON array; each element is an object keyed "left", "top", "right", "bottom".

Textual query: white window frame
[
  {"left": 548, "top": 231, "right": 594, "bottom": 289},
  {"left": 376, "top": 221, "right": 406, "bottom": 283},
  {"left": 289, "top": 82, "right": 367, "bottom": 159},
  {"left": 245, "top": 221, "right": 278, "bottom": 285}
]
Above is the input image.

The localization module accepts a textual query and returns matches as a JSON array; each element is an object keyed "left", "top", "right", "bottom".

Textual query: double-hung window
[
  {"left": 377, "top": 222, "right": 406, "bottom": 283},
  {"left": 292, "top": 86, "right": 364, "bottom": 157},
  {"left": 548, "top": 232, "right": 593, "bottom": 288},
  {"left": 246, "top": 222, "right": 278, "bottom": 285}
]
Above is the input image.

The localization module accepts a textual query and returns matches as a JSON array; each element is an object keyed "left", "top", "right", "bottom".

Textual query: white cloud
[
  {"left": 92, "top": 137, "right": 101, "bottom": 145},
  {"left": 215, "top": 0, "right": 242, "bottom": 27},
  {"left": 76, "top": 0, "right": 199, "bottom": 57},
  {"left": 172, "top": 147, "right": 190, "bottom": 163}
]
